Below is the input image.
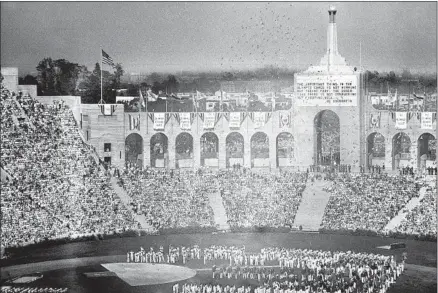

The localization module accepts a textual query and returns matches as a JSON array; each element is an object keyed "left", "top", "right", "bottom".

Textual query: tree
[
  {"left": 113, "top": 64, "right": 124, "bottom": 88},
  {"left": 53, "top": 59, "right": 81, "bottom": 95},
  {"left": 164, "top": 75, "right": 179, "bottom": 94},
  {"left": 19, "top": 74, "right": 38, "bottom": 85},
  {"left": 386, "top": 71, "right": 398, "bottom": 87},
  {"left": 147, "top": 72, "right": 163, "bottom": 85},
  {"left": 36, "top": 58, "right": 56, "bottom": 95},
  {"left": 80, "top": 63, "right": 124, "bottom": 103},
  {"left": 152, "top": 81, "right": 164, "bottom": 94},
  {"left": 81, "top": 63, "right": 101, "bottom": 103},
  {"left": 36, "top": 58, "right": 81, "bottom": 95},
  {"left": 221, "top": 72, "right": 235, "bottom": 81}
]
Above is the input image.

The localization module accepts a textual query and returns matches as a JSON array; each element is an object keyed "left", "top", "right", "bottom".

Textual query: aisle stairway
[
  {"left": 382, "top": 187, "right": 427, "bottom": 233},
  {"left": 110, "top": 177, "right": 155, "bottom": 233},
  {"left": 293, "top": 179, "right": 332, "bottom": 231},
  {"left": 208, "top": 191, "right": 230, "bottom": 231}
]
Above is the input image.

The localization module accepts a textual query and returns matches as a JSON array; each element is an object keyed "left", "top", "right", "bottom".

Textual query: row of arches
[
  {"left": 126, "top": 132, "right": 295, "bottom": 168},
  {"left": 126, "top": 109, "right": 342, "bottom": 168},
  {"left": 367, "top": 132, "right": 436, "bottom": 169},
  {"left": 127, "top": 131, "right": 436, "bottom": 169}
]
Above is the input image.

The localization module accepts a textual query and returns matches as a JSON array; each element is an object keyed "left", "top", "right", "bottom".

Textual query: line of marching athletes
[
  {"left": 127, "top": 245, "right": 202, "bottom": 264},
  {"left": 127, "top": 245, "right": 247, "bottom": 264},
  {"left": 170, "top": 247, "right": 405, "bottom": 293}
]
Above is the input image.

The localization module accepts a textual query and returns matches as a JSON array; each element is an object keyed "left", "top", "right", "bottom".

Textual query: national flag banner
[
  {"left": 395, "top": 112, "right": 407, "bottom": 129},
  {"left": 370, "top": 113, "right": 381, "bottom": 128},
  {"left": 100, "top": 104, "right": 116, "bottom": 116},
  {"left": 215, "top": 112, "right": 222, "bottom": 126},
  {"left": 129, "top": 114, "right": 140, "bottom": 130},
  {"left": 147, "top": 90, "right": 158, "bottom": 102},
  {"left": 421, "top": 112, "right": 433, "bottom": 130},
  {"left": 203, "top": 112, "right": 216, "bottom": 129},
  {"left": 279, "top": 111, "right": 290, "bottom": 128},
  {"left": 253, "top": 112, "right": 266, "bottom": 128},
  {"left": 139, "top": 89, "right": 145, "bottom": 108},
  {"left": 102, "top": 50, "right": 115, "bottom": 68},
  {"left": 179, "top": 113, "right": 191, "bottom": 130},
  {"left": 229, "top": 112, "right": 241, "bottom": 129},
  {"left": 165, "top": 113, "right": 172, "bottom": 126},
  {"left": 153, "top": 113, "right": 165, "bottom": 130}
]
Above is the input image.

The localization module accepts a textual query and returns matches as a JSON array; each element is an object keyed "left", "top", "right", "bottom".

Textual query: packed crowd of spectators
[
  {"left": 1, "top": 81, "right": 435, "bottom": 252},
  {"left": 1, "top": 85, "right": 138, "bottom": 249},
  {"left": 392, "top": 187, "right": 437, "bottom": 237},
  {"left": 321, "top": 173, "right": 420, "bottom": 232},
  {"left": 218, "top": 171, "right": 307, "bottom": 228},
  {"left": 119, "top": 166, "right": 215, "bottom": 229}
]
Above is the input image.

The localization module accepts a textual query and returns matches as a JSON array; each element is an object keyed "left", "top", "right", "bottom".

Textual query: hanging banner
[
  {"left": 395, "top": 112, "right": 407, "bottom": 129},
  {"left": 279, "top": 111, "right": 290, "bottom": 128},
  {"left": 203, "top": 112, "right": 216, "bottom": 129},
  {"left": 129, "top": 114, "right": 140, "bottom": 130},
  {"left": 179, "top": 112, "right": 191, "bottom": 130},
  {"left": 100, "top": 104, "right": 116, "bottom": 116},
  {"left": 229, "top": 112, "right": 241, "bottom": 128},
  {"left": 153, "top": 113, "right": 165, "bottom": 130},
  {"left": 421, "top": 112, "right": 433, "bottom": 130},
  {"left": 253, "top": 112, "right": 266, "bottom": 128},
  {"left": 369, "top": 113, "right": 381, "bottom": 128}
]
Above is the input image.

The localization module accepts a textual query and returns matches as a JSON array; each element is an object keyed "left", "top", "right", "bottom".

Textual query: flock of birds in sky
[{"left": 218, "top": 3, "right": 324, "bottom": 70}]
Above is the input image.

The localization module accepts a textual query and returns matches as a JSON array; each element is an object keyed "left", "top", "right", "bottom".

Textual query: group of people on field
[{"left": 165, "top": 245, "right": 405, "bottom": 293}]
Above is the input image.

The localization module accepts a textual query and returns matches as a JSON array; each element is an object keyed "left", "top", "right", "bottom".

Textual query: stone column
[
  {"left": 218, "top": 133, "right": 227, "bottom": 169},
  {"left": 143, "top": 135, "right": 150, "bottom": 168},
  {"left": 269, "top": 133, "right": 277, "bottom": 169},
  {"left": 385, "top": 139, "right": 393, "bottom": 171},
  {"left": 168, "top": 134, "right": 176, "bottom": 169},
  {"left": 410, "top": 139, "right": 418, "bottom": 171},
  {"left": 193, "top": 132, "right": 201, "bottom": 169},
  {"left": 244, "top": 131, "right": 252, "bottom": 168}
]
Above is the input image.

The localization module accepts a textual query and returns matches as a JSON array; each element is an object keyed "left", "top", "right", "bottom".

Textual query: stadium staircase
[
  {"left": 208, "top": 183, "right": 230, "bottom": 231},
  {"left": 13, "top": 97, "right": 35, "bottom": 130},
  {"left": 1, "top": 167, "right": 12, "bottom": 182},
  {"left": 110, "top": 177, "right": 155, "bottom": 233},
  {"left": 292, "top": 179, "right": 332, "bottom": 231},
  {"left": 382, "top": 186, "right": 428, "bottom": 233}
]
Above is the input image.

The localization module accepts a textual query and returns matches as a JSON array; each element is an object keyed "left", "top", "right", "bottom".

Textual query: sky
[{"left": 1, "top": 2, "right": 436, "bottom": 76}]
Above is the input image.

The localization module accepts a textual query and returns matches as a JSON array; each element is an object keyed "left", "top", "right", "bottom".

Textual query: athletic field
[{"left": 1, "top": 232, "right": 436, "bottom": 293}]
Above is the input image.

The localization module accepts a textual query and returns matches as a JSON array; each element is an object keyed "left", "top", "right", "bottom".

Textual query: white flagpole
[{"left": 100, "top": 46, "right": 103, "bottom": 104}]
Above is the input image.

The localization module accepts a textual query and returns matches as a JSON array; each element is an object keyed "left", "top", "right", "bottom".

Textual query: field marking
[{"left": 101, "top": 263, "right": 196, "bottom": 286}]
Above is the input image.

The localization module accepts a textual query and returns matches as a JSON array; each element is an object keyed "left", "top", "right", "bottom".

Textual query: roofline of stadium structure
[{"left": 302, "top": 6, "right": 357, "bottom": 75}]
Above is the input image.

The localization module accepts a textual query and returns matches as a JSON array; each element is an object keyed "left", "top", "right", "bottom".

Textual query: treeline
[
  {"left": 364, "top": 70, "right": 437, "bottom": 93},
  {"left": 18, "top": 58, "right": 437, "bottom": 104},
  {"left": 19, "top": 58, "right": 124, "bottom": 104}
]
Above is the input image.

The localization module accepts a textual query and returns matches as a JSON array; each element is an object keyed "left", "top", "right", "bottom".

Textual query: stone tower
[{"left": 293, "top": 6, "right": 363, "bottom": 170}]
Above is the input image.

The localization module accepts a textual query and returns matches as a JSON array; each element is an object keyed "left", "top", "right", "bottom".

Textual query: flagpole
[
  {"left": 100, "top": 46, "right": 103, "bottom": 104},
  {"left": 145, "top": 88, "right": 148, "bottom": 134}
]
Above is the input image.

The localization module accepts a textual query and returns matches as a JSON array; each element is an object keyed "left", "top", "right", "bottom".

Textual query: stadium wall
[
  {"left": 1, "top": 67, "right": 18, "bottom": 93},
  {"left": 79, "top": 104, "right": 126, "bottom": 168},
  {"left": 18, "top": 85, "right": 38, "bottom": 99},
  {"left": 80, "top": 104, "right": 435, "bottom": 171}
]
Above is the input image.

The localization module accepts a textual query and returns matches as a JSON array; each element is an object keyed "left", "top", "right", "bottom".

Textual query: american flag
[{"left": 102, "top": 49, "right": 115, "bottom": 68}]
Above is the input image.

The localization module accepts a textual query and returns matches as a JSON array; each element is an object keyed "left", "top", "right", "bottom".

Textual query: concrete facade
[{"left": 1, "top": 67, "right": 18, "bottom": 93}]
